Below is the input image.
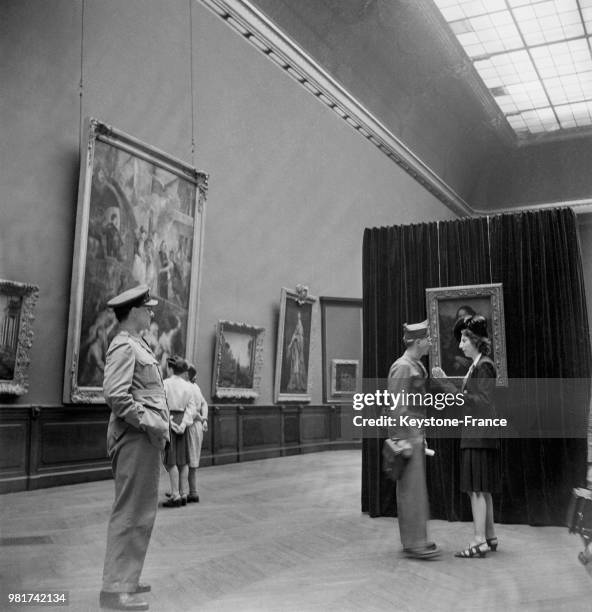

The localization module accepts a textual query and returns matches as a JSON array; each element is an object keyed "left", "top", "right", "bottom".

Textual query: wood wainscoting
[{"left": 0, "top": 403, "right": 360, "bottom": 493}]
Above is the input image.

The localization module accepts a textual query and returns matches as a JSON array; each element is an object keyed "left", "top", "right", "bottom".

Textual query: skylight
[{"left": 433, "top": 0, "right": 592, "bottom": 139}]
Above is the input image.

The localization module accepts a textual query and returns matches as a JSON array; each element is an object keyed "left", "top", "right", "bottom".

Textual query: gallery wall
[
  {"left": 471, "top": 135, "right": 592, "bottom": 210},
  {"left": 246, "top": 0, "right": 507, "bottom": 204},
  {"left": 0, "top": 0, "right": 457, "bottom": 410}
]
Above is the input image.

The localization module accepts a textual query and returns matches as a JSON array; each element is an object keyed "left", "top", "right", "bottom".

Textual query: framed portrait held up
[
  {"left": 0, "top": 279, "right": 39, "bottom": 395},
  {"left": 274, "top": 285, "right": 316, "bottom": 403},
  {"left": 64, "top": 118, "right": 208, "bottom": 403},
  {"left": 426, "top": 283, "right": 507, "bottom": 386},
  {"left": 320, "top": 297, "right": 362, "bottom": 403},
  {"left": 330, "top": 359, "right": 359, "bottom": 397},
  {"left": 212, "top": 320, "right": 265, "bottom": 400}
]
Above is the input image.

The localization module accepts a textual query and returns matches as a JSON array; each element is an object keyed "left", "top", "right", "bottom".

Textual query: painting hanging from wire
[
  {"left": 64, "top": 118, "right": 208, "bottom": 403},
  {"left": 426, "top": 283, "right": 507, "bottom": 386}
]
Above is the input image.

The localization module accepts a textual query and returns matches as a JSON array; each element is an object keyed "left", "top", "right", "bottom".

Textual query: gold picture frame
[
  {"left": 212, "top": 320, "right": 265, "bottom": 399},
  {"left": 426, "top": 283, "right": 507, "bottom": 386},
  {"left": 0, "top": 279, "right": 39, "bottom": 395},
  {"left": 274, "top": 285, "right": 316, "bottom": 403},
  {"left": 64, "top": 118, "right": 208, "bottom": 403}
]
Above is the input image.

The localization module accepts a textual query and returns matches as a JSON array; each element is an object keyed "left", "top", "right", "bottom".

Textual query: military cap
[
  {"left": 106, "top": 284, "right": 158, "bottom": 309},
  {"left": 454, "top": 314, "right": 488, "bottom": 342},
  {"left": 403, "top": 320, "right": 429, "bottom": 340}
]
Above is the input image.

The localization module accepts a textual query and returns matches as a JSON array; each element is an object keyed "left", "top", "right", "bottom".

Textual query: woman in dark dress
[{"left": 433, "top": 315, "right": 500, "bottom": 558}]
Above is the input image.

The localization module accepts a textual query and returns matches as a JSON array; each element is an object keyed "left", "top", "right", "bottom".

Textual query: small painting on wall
[{"left": 212, "top": 320, "right": 265, "bottom": 399}]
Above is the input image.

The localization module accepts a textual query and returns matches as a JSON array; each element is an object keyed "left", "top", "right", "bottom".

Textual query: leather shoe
[
  {"left": 134, "top": 583, "right": 151, "bottom": 594},
  {"left": 187, "top": 494, "right": 200, "bottom": 503},
  {"left": 162, "top": 496, "right": 182, "bottom": 508},
  {"left": 99, "top": 591, "right": 149, "bottom": 610}
]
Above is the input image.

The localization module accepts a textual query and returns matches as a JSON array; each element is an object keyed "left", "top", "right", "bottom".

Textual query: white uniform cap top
[{"left": 106, "top": 284, "right": 158, "bottom": 308}]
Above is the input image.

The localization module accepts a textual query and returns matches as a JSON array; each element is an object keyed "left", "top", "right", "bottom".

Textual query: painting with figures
[{"left": 64, "top": 118, "right": 207, "bottom": 403}]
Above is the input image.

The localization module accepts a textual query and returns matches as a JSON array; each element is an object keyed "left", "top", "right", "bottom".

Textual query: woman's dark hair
[
  {"left": 461, "top": 328, "right": 492, "bottom": 356},
  {"left": 167, "top": 355, "right": 188, "bottom": 375}
]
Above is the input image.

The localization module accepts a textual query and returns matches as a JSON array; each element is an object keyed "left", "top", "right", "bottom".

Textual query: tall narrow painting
[
  {"left": 274, "top": 285, "right": 316, "bottom": 403},
  {"left": 64, "top": 118, "right": 208, "bottom": 403}
]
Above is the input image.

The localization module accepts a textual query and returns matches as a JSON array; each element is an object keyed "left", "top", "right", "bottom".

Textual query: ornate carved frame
[
  {"left": 274, "top": 285, "right": 316, "bottom": 403},
  {"left": 426, "top": 283, "right": 508, "bottom": 386},
  {"left": 212, "top": 320, "right": 265, "bottom": 399},
  {"left": 64, "top": 117, "right": 208, "bottom": 403},
  {"left": 0, "top": 279, "right": 39, "bottom": 395}
]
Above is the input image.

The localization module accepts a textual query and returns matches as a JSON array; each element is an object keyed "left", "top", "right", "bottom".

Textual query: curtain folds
[
  {"left": 361, "top": 208, "right": 591, "bottom": 525},
  {"left": 362, "top": 223, "right": 439, "bottom": 516}
]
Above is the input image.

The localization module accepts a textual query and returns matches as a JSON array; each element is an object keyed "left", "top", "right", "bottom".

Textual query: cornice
[
  {"left": 198, "top": 0, "right": 591, "bottom": 220},
  {"left": 472, "top": 198, "right": 592, "bottom": 216},
  {"left": 198, "top": 0, "right": 475, "bottom": 218}
]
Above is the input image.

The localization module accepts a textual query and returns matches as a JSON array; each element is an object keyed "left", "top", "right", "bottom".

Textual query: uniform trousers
[
  {"left": 396, "top": 439, "right": 429, "bottom": 550},
  {"left": 102, "top": 427, "right": 161, "bottom": 592}
]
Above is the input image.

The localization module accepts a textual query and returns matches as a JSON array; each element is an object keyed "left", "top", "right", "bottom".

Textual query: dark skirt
[
  {"left": 164, "top": 412, "right": 189, "bottom": 468},
  {"left": 460, "top": 448, "right": 501, "bottom": 493}
]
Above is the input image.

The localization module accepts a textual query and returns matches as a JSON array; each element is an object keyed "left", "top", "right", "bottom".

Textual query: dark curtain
[
  {"left": 427, "top": 217, "right": 491, "bottom": 522},
  {"left": 361, "top": 223, "right": 439, "bottom": 517},
  {"left": 362, "top": 208, "right": 591, "bottom": 525},
  {"left": 487, "top": 208, "right": 591, "bottom": 524}
]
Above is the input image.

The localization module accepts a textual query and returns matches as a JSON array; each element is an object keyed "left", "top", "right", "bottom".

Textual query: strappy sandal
[
  {"left": 486, "top": 537, "right": 498, "bottom": 552},
  {"left": 454, "top": 542, "right": 488, "bottom": 558}
]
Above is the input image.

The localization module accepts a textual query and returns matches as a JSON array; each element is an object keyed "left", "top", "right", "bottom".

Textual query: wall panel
[{"left": 0, "top": 404, "right": 359, "bottom": 493}]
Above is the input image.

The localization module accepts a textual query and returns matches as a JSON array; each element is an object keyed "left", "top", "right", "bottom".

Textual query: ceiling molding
[
  {"left": 472, "top": 198, "right": 592, "bottom": 216},
  {"left": 197, "top": 0, "right": 591, "bottom": 220},
  {"left": 198, "top": 0, "right": 475, "bottom": 218}
]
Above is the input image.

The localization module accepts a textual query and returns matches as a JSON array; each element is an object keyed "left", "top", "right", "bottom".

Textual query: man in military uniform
[
  {"left": 387, "top": 320, "right": 440, "bottom": 559},
  {"left": 99, "top": 285, "right": 170, "bottom": 611}
]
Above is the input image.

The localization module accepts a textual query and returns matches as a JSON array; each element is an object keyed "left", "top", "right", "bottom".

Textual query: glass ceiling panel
[{"left": 433, "top": 0, "right": 592, "bottom": 139}]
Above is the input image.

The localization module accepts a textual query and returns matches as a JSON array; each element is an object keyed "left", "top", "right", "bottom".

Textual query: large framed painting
[
  {"left": 274, "top": 285, "right": 316, "bottom": 403},
  {"left": 0, "top": 280, "right": 39, "bottom": 395},
  {"left": 426, "top": 283, "right": 507, "bottom": 386},
  {"left": 212, "top": 320, "right": 265, "bottom": 399},
  {"left": 320, "top": 297, "right": 362, "bottom": 403},
  {"left": 64, "top": 118, "right": 208, "bottom": 403}
]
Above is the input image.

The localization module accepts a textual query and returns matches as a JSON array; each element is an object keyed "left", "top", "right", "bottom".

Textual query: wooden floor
[{"left": 0, "top": 450, "right": 590, "bottom": 611}]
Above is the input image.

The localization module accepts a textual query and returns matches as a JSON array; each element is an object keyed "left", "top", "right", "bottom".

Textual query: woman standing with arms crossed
[{"left": 433, "top": 314, "right": 500, "bottom": 558}]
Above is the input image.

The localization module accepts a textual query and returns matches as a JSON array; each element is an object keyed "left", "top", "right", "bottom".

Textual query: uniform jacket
[
  {"left": 387, "top": 353, "right": 428, "bottom": 442},
  {"left": 103, "top": 331, "right": 170, "bottom": 451}
]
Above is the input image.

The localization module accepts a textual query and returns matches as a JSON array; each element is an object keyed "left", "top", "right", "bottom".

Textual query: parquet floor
[{"left": 0, "top": 451, "right": 590, "bottom": 611}]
